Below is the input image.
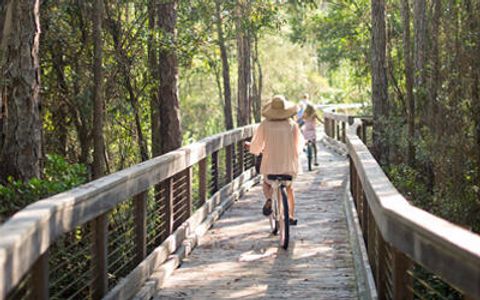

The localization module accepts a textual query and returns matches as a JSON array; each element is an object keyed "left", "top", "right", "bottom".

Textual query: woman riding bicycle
[{"left": 247, "top": 95, "right": 304, "bottom": 225}]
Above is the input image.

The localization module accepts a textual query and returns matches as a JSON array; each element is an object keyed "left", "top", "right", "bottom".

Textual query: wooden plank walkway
[{"left": 153, "top": 140, "right": 358, "bottom": 299}]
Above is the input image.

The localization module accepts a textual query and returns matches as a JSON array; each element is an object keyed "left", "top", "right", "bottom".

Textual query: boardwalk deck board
[{"left": 152, "top": 140, "right": 359, "bottom": 299}]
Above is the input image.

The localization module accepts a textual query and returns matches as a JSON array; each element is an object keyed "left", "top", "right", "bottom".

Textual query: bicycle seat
[{"left": 267, "top": 174, "right": 293, "bottom": 181}]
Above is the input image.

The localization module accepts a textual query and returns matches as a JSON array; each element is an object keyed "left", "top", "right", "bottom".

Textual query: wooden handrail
[
  {"left": 0, "top": 124, "right": 257, "bottom": 299},
  {"left": 323, "top": 110, "right": 480, "bottom": 298}
]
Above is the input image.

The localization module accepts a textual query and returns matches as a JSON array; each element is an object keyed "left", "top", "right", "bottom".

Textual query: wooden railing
[
  {"left": 0, "top": 125, "right": 258, "bottom": 300},
  {"left": 324, "top": 112, "right": 480, "bottom": 299}
]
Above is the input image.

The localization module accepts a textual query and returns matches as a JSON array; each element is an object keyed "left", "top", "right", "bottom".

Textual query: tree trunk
[
  {"left": 251, "top": 32, "right": 262, "bottom": 123},
  {"left": 105, "top": 6, "right": 149, "bottom": 162},
  {"left": 428, "top": 0, "right": 441, "bottom": 133},
  {"left": 215, "top": 0, "right": 234, "bottom": 130},
  {"left": 413, "top": 0, "right": 427, "bottom": 125},
  {"left": 466, "top": 0, "right": 480, "bottom": 194},
  {"left": 401, "top": 0, "right": 416, "bottom": 166},
  {"left": 236, "top": 0, "right": 251, "bottom": 127},
  {"left": 156, "top": 0, "right": 181, "bottom": 155},
  {"left": 148, "top": 0, "right": 162, "bottom": 158},
  {"left": 92, "top": 0, "right": 105, "bottom": 179},
  {"left": 0, "top": 0, "right": 42, "bottom": 182},
  {"left": 370, "top": 0, "right": 389, "bottom": 165}
]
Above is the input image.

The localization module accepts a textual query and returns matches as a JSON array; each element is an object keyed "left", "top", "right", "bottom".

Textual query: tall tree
[
  {"left": 236, "top": 0, "right": 251, "bottom": 127},
  {"left": 400, "top": 0, "right": 415, "bottom": 166},
  {"left": 413, "top": 0, "right": 427, "bottom": 125},
  {"left": 0, "top": 0, "right": 42, "bottom": 181},
  {"left": 215, "top": 0, "right": 234, "bottom": 130},
  {"left": 149, "top": 0, "right": 162, "bottom": 158},
  {"left": 92, "top": 0, "right": 105, "bottom": 179},
  {"left": 105, "top": 2, "right": 149, "bottom": 162},
  {"left": 428, "top": 0, "right": 441, "bottom": 131},
  {"left": 370, "top": 0, "right": 389, "bottom": 164},
  {"left": 155, "top": 0, "right": 181, "bottom": 155},
  {"left": 251, "top": 32, "right": 262, "bottom": 123}
]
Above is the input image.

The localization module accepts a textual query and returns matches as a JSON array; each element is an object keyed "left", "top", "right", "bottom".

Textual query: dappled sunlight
[
  {"left": 152, "top": 140, "right": 358, "bottom": 299},
  {"left": 238, "top": 247, "right": 277, "bottom": 262}
]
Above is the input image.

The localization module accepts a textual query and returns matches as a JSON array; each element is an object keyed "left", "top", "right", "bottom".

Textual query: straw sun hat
[{"left": 262, "top": 95, "right": 298, "bottom": 120}]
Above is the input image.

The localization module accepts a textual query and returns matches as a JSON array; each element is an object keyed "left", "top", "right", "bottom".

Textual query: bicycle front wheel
[{"left": 279, "top": 186, "right": 290, "bottom": 249}]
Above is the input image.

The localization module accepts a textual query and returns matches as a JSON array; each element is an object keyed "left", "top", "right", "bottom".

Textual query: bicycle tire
[
  {"left": 307, "top": 142, "right": 313, "bottom": 171},
  {"left": 279, "top": 185, "right": 290, "bottom": 249}
]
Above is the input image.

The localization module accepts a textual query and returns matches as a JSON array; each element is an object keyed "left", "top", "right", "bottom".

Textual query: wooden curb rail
[
  {"left": 346, "top": 119, "right": 480, "bottom": 299},
  {"left": 0, "top": 124, "right": 257, "bottom": 299}
]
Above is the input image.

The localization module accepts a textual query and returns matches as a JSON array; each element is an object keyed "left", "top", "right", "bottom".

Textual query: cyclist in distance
[
  {"left": 302, "top": 104, "right": 322, "bottom": 166},
  {"left": 246, "top": 95, "right": 304, "bottom": 225},
  {"left": 296, "top": 93, "right": 310, "bottom": 127}
]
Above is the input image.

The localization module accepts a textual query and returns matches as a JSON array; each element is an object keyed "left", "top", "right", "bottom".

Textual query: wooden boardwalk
[{"left": 152, "top": 141, "right": 358, "bottom": 299}]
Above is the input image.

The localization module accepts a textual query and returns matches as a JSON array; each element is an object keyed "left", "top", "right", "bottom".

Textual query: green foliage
[
  {"left": 259, "top": 33, "right": 329, "bottom": 102},
  {"left": 0, "top": 154, "right": 87, "bottom": 222},
  {"left": 387, "top": 163, "right": 431, "bottom": 208}
]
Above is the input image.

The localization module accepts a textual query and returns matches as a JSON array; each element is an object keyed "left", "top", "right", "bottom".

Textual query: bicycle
[{"left": 267, "top": 174, "right": 292, "bottom": 249}]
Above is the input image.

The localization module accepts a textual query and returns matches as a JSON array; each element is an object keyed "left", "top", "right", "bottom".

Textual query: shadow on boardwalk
[{"left": 153, "top": 141, "right": 358, "bottom": 300}]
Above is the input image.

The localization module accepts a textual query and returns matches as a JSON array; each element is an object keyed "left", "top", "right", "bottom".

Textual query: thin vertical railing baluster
[
  {"left": 342, "top": 121, "right": 346, "bottom": 143},
  {"left": 199, "top": 158, "right": 207, "bottom": 206},
  {"left": 226, "top": 144, "right": 233, "bottom": 183},
  {"left": 32, "top": 250, "right": 49, "bottom": 300},
  {"left": 92, "top": 213, "right": 108, "bottom": 300},
  {"left": 134, "top": 191, "right": 147, "bottom": 265}
]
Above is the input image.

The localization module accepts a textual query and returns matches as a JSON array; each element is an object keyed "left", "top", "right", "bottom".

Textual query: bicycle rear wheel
[
  {"left": 307, "top": 142, "right": 313, "bottom": 171},
  {"left": 279, "top": 186, "right": 290, "bottom": 249}
]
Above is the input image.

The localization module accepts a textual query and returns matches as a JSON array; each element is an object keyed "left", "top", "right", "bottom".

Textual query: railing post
[
  {"left": 392, "top": 248, "right": 413, "bottom": 300},
  {"left": 348, "top": 116, "right": 354, "bottom": 125},
  {"left": 134, "top": 191, "right": 147, "bottom": 265},
  {"left": 357, "top": 124, "right": 363, "bottom": 141},
  {"left": 367, "top": 209, "right": 376, "bottom": 278},
  {"left": 91, "top": 213, "right": 108, "bottom": 299},
  {"left": 362, "top": 123, "right": 367, "bottom": 144},
  {"left": 164, "top": 177, "right": 174, "bottom": 235},
  {"left": 31, "top": 250, "right": 49, "bottom": 300},
  {"left": 336, "top": 121, "right": 340, "bottom": 141},
  {"left": 211, "top": 151, "right": 219, "bottom": 193},
  {"left": 376, "top": 234, "right": 387, "bottom": 298},
  {"left": 342, "top": 121, "right": 346, "bottom": 143},
  {"left": 186, "top": 167, "right": 192, "bottom": 217},
  {"left": 325, "top": 118, "right": 328, "bottom": 137},
  {"left": 350, "top": 157, "right": 356, "bottom": 200},
  {"left": 363, "top": 192, "right": 369, "bottom": 242},
  {"left": 226, "top": 144, "right": 233, "bottom": 183},
  {"left": 199, "top": 158, "right": 208, "bottom": 206},
  {"left": 238, "top": 142, "right": 244, "bottom": 175}
]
